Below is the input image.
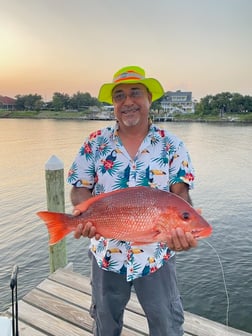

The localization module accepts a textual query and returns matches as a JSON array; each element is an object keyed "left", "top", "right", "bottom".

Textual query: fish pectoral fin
[
  {"left": 130, "top": 228, "right": 162, "bottom": 245},
  {"left": 152, "top": 223, "right": 169, "bottom": 242},
  {"left": 131, "top": 229, "right": 167, "bottom": 245},
  {"left": 131, "top": 241, "right": 150, "bottom": 246},
  {"left": 152, "top": 232, "right": 168, "bottom": 243}
]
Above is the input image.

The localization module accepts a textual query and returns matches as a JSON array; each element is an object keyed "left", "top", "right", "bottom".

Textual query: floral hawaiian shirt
[{"left": 67, "top": 122, "right": 195, "bottom": 281}]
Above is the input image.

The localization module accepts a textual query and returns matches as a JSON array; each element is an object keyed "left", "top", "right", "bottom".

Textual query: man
[{"left": 67, "top": 65, "right": 197, "bottom": 335}]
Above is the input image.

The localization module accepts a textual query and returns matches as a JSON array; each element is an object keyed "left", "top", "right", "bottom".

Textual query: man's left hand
[{"left": 166, "top": 228, "right": 198, "bottom": 252}]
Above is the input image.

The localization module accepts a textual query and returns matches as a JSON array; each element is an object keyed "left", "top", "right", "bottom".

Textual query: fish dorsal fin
[
  {"left": 75, "top": 188, "right": 130, "bottom": 213},
  {"left": 75, "top": 194, "right": 102, "bottom": 212}
]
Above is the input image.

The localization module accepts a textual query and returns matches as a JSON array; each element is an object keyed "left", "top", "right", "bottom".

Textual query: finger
[
  {"left": 73, "top": 208, "right": 81, "bottom": 216},
  {"left": 74, "top": 223, "right": 84, "bottom": 239},
  {"left": 176, "top": 228, "right": 190, "bottom": 249},
  {"left": 169, "top": 228, "right": 196, "bottom": 251},
  {"left": 165, "top": 229, "right": 181, "bottom": 250},
  {"left": 165, "top": 234, "right": 173, "bottom": 248},
  {"left": 82, "top": 222, "right": 93, "bottom": 237},
  {"left": 87, "top": 226, "right": 97, "bottom": 238},
  {"left": 185, "top": 232, "right": 198, "bottom": 248},
  {"left": 171, "top": 228, "right": 182, "bottom": 250},
  {"left": 174, "top": 229, "right": 198, "bottom": 250}
]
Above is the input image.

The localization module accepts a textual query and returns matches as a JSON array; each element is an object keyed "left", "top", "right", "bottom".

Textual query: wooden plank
[
  {"left": 17, "top": 301, "right": 91, "bottom": 336},
  {"left": 23, "top": 289, "right": 93, "bottom": 332},
  {"left": 38, "top": 278, "right": 90, "bottom": 308},
  {"left": 17, "top": 320, "right": 49, "bottom": 336},
  {"left": 1, "top": 312, "right": 49, "bottom": 336},
  {"left": 184, "top": 311, "right": 252, "bottom": 336},
  {"left": 49, "top": 267, "right": 92, "bottom": 293}
]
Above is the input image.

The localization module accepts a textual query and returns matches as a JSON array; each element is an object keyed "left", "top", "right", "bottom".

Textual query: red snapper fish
[{"left": 37, "top": 186, "right": 212, "bottom": 245}]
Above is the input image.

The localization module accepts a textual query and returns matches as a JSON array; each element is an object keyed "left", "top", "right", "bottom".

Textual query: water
[{"left": 0, "top": 119, "right": 251, "bottom": 333}]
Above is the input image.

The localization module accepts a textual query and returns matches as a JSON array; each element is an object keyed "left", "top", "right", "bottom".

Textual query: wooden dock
[{"left": 3, "top": 265, "right": 252, "bottom": 336}]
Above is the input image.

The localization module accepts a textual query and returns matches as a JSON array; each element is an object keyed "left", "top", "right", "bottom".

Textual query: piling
[{"left": 45, "top": 155, "right": 67, "bottom": 272}]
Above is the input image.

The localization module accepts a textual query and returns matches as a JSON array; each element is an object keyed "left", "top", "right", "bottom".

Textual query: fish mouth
[{"left": 191, "top": 226, "right": 212, "bottom": 239}]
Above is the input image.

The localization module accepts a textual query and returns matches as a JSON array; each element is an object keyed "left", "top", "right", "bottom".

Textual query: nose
[{"left": 123, "top": 94, "right": 134, "bottom": 104}]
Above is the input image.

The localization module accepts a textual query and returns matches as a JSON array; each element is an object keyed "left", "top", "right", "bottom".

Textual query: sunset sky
[{"left": 1, "top": 0, "right": 251, "bottom": 101}]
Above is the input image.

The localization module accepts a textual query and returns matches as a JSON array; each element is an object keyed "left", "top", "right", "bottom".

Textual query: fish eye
[{"left": 182, "top": 212, "right": 190, "bottom": 220}]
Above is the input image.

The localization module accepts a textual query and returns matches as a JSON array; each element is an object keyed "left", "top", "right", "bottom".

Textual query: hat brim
[{"left": 98, "top": 78, "right": 164, "bottom": 105}]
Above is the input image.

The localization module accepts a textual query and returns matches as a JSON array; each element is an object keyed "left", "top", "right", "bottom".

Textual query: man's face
[{"left": 112, "top": 83, "right": 152, "bottom": 128}]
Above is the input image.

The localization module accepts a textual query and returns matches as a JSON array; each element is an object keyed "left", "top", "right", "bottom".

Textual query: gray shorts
[{"left": 89, "top": 253, "right": 184, "bottom": 336}]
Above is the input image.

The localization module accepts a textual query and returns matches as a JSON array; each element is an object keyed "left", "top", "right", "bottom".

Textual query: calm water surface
[{"left": 0, "top": 119, "right": 251, "bottom": 333}]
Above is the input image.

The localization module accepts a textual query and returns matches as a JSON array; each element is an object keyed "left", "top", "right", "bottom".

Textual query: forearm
[
  {"left": 178, "top": 190, "right": 193, "bottom": 206},
  {"left": 170, "top": 182, "right": 193, "bottom": 205},
  {"left": 70, "top": 186, "right": 92, "bottom": 206}
]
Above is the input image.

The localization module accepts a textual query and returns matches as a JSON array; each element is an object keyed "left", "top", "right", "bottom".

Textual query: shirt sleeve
[
  {"left": 67, "top": 137, "right": 96, "bottom": 189},
  {"left": 169, "top": 139, "right": 195, "bottom": 189}
]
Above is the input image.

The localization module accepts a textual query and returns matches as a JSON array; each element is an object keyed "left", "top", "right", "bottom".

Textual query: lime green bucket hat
[{"left": 98, "top": 65, "right": 165, "bottom": 104}]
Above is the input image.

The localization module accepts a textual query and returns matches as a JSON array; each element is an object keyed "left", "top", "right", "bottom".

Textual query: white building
[{"left": 160, "top": 90, "right": 195, "bottom": 114}]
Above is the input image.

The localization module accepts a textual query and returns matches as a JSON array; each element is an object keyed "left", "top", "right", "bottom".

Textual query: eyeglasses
[{"left": 112, "top": 88, "right": 145, "bottom": 103}]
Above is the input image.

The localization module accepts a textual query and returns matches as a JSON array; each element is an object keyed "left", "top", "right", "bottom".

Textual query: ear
[{"left": 148, "top": 91, "right": 153, "bottom": 104}]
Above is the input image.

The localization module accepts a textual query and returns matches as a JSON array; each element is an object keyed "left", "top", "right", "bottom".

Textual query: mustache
[{"left": 120, "top": 106, "right": 139, "bottom": 114}]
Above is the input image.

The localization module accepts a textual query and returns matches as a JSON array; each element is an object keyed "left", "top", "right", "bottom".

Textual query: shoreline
[{"left": 0, "top": 110, "right": 252, "bottom": 124}]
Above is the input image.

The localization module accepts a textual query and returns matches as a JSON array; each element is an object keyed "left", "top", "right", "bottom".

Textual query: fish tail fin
[{"left": 37, "top": 211, "right": 73, "bottom": 245}]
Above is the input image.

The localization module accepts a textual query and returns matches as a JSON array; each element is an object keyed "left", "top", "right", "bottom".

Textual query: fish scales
[{"left": 80, "top": 187, "right": 161, "bottom": 236}]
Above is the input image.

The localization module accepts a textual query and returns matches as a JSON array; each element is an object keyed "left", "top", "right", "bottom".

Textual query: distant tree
[
  {"left": 211, "top": 92, "right": 232, "bottom": 116},
  {"left": 195, "top": 95, "right": 214, "bottom": 116},
  {"left": 15, "top": 95, "right": 26, "bottom": 110},
  {"left": 195, "top": 92, "right": 252, "bottom": 116},
  {"left": 52, "top": 92, "right": 70, "bottom": 111},
  {"left": 69, "top": 92, "right": 101, "bottom": 110},
  {"left": 230, "top": 93, "right": 249, "bottom": 113},
  {"left": 243, "top": 95, "right": 252, "bottom": 113},
  {"left": 15, "top": 94, "right": 43, "bottom": 111},
  {"left": 34, "top": 99, "right": 44, "bottom": 111}
]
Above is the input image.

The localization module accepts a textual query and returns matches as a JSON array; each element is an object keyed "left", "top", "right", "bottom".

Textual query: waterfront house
[
  {"left": 0, "top": 95, "right": 16, "bottom": 110},
  {"left": 161, "top": 90, "right": 195, "bottom": 114}
]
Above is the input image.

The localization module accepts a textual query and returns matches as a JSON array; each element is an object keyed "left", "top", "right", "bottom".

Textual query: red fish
[{"left": 37, "top": 186, "right": 212, "bottom": 245}]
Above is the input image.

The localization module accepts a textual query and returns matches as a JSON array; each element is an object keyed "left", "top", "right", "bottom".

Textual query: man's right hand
[{"left": 72, "top": 209, "right": 100, "bottom": 240}]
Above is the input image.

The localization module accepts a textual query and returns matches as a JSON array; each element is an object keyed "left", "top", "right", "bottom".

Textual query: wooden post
[{"left": 45, "top": 155, "right": 67, "bottom": 273}]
